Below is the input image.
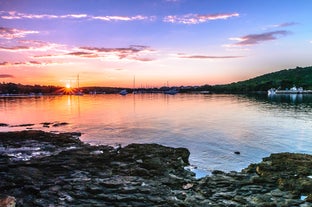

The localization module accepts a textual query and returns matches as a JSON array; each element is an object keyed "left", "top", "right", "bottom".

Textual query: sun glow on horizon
[{"left": 65, "top": 83, "right": 71, "bottom": 89}]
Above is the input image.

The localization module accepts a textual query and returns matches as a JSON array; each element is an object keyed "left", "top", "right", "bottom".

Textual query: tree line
[{"left": 1, "top": 66, "right": 311, "bottom": 94}]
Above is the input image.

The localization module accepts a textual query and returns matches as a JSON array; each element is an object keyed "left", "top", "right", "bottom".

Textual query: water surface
[{"left": 1, "top": 94, "right": 312, "bottom": 172}]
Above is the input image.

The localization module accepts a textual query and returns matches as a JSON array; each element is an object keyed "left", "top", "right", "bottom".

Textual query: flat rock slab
[{"left": 0, "top": 130, "right": 312, "bottom": 206}]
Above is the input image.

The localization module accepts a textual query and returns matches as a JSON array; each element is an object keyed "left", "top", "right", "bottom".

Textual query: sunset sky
[{"left": 0, "top": 0, "right": 312, "bottom": 88}]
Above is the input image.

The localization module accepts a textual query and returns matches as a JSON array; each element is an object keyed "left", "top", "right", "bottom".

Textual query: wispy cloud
[
  {"left": 33, "top": 45, "right": 155, "bottom": 62},
  {"left": 0, "top": 27, "right": 39, "bottom": 39},
  {"left": 1, "top": 10, "right": 240, "bottom": 24},
  {"left": 0, "top": 11, "right": 88, "bottom": 20},
  {"left": 67, "top": 51, "right": 99, "bottom": 58},
  {"left": 0, "top": 45, "right": 31, "bottom": 51},
  {"left": 0, "top": 74, "right": 14, "bottom": 78},
  {"left": 0, "top": 11, "right": 153, "bottom": 22},
  {"left": 0, "top": 37, "right": 67, "bottom": 53},
  {"left": 179, "top": 54, "right": 243, "bottom": 59},
  {"left": 92, "top": 15, "right": 152, "bottom": 21},
  {"left": 0, "top": 60, "right": 46, "bottom": 67},
  {"left": 263, "top": 22, "right": 298, "bottom": 30},
  {"left": 164, "top": 12, "right": 239, "bottom": 24},
  {"left": 225, "top": 30, "right": 290, "bottom": 47},
  {"left": 78, "top": 45, "right": 155, "bottom": 61}
]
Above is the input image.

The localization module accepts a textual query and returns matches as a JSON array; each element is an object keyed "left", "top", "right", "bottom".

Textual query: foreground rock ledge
[{"left": 0, "top": 131, "right": 312, "bottom": 207}]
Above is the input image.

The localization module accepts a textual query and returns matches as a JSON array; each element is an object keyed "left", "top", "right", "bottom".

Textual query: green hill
[{"left": 213, "top": 66, "right": 312, "bottom": 93}]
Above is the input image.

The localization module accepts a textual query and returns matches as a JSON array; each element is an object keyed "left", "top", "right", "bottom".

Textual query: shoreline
[{"left": 1, "top": 130, "right": 312, "bottom": 206}]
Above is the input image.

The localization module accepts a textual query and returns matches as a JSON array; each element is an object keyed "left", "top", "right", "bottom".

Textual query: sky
[{"left": 0, "top": 0, "right": 312, "bottom": 88}]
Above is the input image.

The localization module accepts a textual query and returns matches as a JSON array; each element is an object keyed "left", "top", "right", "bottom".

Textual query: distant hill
[
  {"left": 212, "top": 66, "right": 312, "bottom": 93},
  {"left": 1, "top": 66, "right": 312, "bottom": 94}
]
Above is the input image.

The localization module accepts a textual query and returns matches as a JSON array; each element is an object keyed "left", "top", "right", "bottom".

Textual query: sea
[{"left": 1, "top": 93, "right": 312, "bottom": 174}]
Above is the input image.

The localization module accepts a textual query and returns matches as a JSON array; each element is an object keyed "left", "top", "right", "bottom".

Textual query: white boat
[
  {"left": 267, "top": 88, "right": 276, "bottom": 95},
  {"left": 268, "top": 86, "right": 311, "bottom": 95},
  {"left": 119, "top": 89, "right": 128, "bottom": 96},
  {"left": 164, "top": 88, "right": 178, "bottom": 95}
]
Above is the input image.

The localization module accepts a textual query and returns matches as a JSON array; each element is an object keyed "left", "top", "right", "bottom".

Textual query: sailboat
[
  {"left": 164, "top": 81, "right": 178, "bottom": 95},
  {"left": 75, "top": 74, "right": 84, "bottom": 96},
  {"left": 133, "top": 75, "right": 137, "bottom": 94}
]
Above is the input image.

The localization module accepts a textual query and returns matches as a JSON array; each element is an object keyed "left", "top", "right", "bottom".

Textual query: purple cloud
[
  {"left": 263, "top": 22, "right": 298, "bottom": 30},
  {"left": 0, "top": 74, "right": 14, "bottom": 78},
  {"left": 227, "top": 30, "right": 290, "bottom": 47},
  {"left": 79, "top": 45, "right": 154, "bottom": 61},
  {"left": 67, "top": 52, "right": 99, "bottom": 58},
  {"left": 0, "top": 45, "right": 30, "bottom": 51},
  {"left": 0, "top": 61, "right": 44, "bottom": 67},
  {"left": 277, "top": 22, "right": 298, "bottom": 27}
]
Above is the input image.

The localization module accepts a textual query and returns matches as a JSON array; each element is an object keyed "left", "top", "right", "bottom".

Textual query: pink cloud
[
  {"left": 0, "top": 45, "right": 31, "bottom": 51},
  {"left": 0, "top": 74, "right": 14, "bottom": 78},
  {"left": 0, "top": 61, "right": 48, "bottom": 67},
  {"left": 67, "top": 51, "right": 99, "bottom": 58},
  {"left": 131, "top": 57, "right": 154, "bottom": 61},
  {"left": 164, "top": 13, "right": 239, "bottom": 24},
  {"left": 0, "top": 39, "right": 67, "bottom": 53},
  {"left": 0, "top": 27, "right": 39, "bottom": 39}
]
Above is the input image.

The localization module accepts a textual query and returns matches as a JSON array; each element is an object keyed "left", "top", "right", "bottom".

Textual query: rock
[
  {"left": 0, "top": 195, "right": 16, "bottom": 207},
  {"left": 10, "top": 123, "right": 34, "bottom": 127},
  {"left": 244, "top": 153, "right": 312, "bottom": 195},
  {"left": 1, "top": 131, "right": 312, "bottom": 206},
  {"left": 52, "top": 122, "right": 69, "bottom": 127}
]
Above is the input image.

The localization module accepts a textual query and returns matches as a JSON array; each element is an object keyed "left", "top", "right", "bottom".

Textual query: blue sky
[{"left": 0, "top": 0, "right": 311, "bottom": 87}]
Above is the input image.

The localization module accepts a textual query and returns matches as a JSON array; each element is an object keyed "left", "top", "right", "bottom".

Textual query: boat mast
[{"left": 77, "top": 74, "right": 80, "bottom": 89}]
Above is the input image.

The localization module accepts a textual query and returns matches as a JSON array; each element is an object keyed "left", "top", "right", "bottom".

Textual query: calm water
[{"left": 1, "top": 93, "right": 312, "bottom": 173}]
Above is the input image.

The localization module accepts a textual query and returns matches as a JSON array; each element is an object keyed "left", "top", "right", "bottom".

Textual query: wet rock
[
  {"left": 10, "top": 123, "right": 34, "bottom": 127},
  {"left": 1, "top": 131, "right": 312, "bottom": 206},
  {"left": 0, "top": 195, "right": 16, "bottom": 207},
  {"left": 244, "top": 153, "right": 312, "bottom": 195},
  {"left": 52, "top": 122, "right": 69, "bottom": 127}
]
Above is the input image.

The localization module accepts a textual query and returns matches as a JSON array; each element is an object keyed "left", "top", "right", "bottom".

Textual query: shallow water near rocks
[{"left": 1, "top": 93, "right": 312, "bottom": 173}]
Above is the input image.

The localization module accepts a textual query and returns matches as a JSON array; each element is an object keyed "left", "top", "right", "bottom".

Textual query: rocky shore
[{"left": 1, "top": 131, "right": 312, "bottom": 206}]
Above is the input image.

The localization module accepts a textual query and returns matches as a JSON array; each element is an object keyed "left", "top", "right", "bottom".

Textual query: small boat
[
  {"left": 119, "top": 89, "right": 128, "bottom": 96},
  {"left": 75, "top": 91, "right": 84, "bottom": 96},
  {"left": 268, "top": 86, "right": 312, "bottom": 95},
  {"left": 267, "top": 88, "right": 276, "bottom": 95},
  {"left": 164, "top": 88, "right": 178, "bottom": 95}
]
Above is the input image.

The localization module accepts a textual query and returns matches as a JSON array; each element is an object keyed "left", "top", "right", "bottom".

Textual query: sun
[{"left": 65, "top": 83, "right": 71, "bottom": 89}]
